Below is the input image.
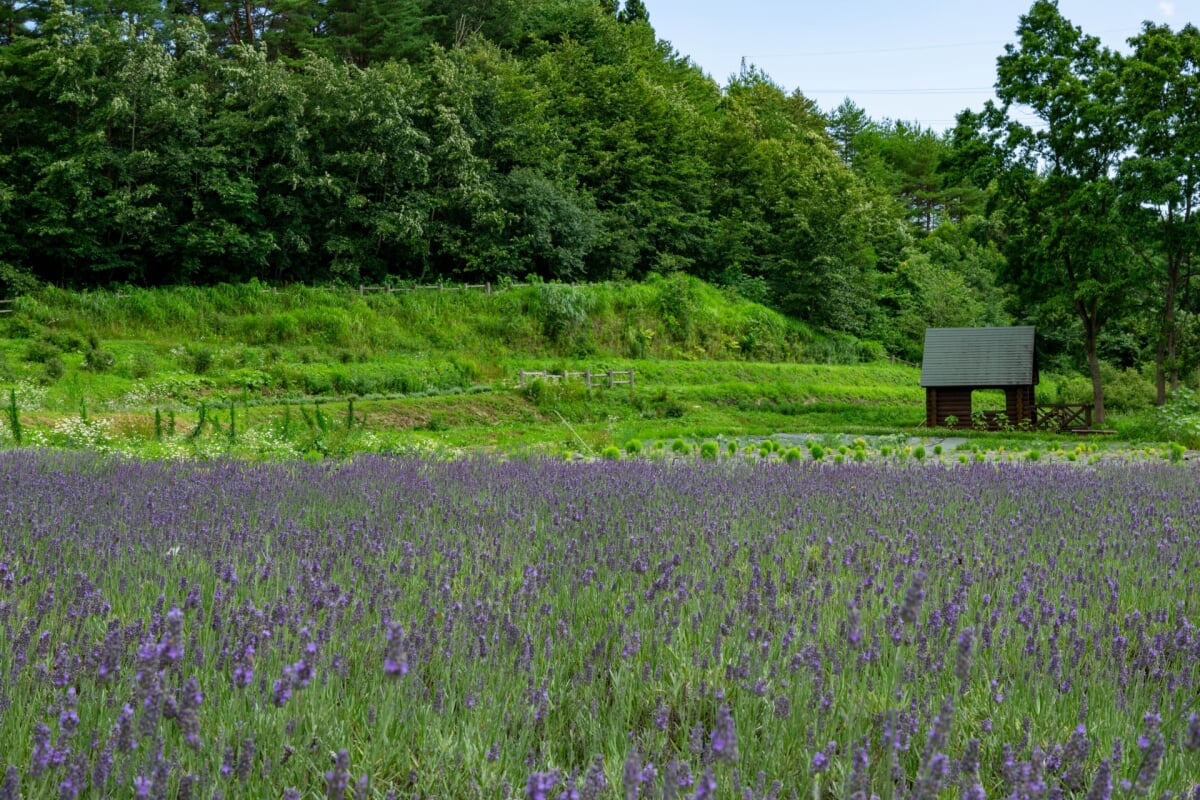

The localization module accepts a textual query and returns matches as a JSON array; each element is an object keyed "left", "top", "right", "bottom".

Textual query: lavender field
[{"left": 1, "top": 451, "right": 1199, "bottom": 799}]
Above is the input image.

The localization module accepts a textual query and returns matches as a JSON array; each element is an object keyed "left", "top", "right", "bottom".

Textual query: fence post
[
  {"left": 519, "top": 371, "right": 526, "bottom": 388},
  {"left": 486, "top": 282, "right": 492, "bottom": 294},
  {"left": 607, "top": 370, "right": 614, "bottom": 389},
  {"left": 584, "top": 370, "right": 591, "bottom": 390},
  {"left": 629, "top": 370, "right": 635, "bottom": 389}
]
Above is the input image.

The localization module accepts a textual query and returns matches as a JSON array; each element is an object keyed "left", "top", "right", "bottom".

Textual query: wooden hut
[{"left": 921, "top": 326, "right": 1037, "bottom": 429}]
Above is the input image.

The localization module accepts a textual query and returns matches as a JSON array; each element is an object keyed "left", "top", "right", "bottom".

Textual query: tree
[
  {"left": 617, "top": 0, "right": 646, "bottom": 25},
  {"left": 1119, "top": 22, "right": 1200, "bottom": 403},
  {"left": 853, "top": 120, "right": 950, "bottom": 232},
  {"left": 826, "top": 97, "right": 870, "bottom": 164},
  {"left": 992, "top": 0, "right": 1140, "bottom": 425}
]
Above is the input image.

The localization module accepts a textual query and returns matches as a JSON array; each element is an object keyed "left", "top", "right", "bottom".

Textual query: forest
[{"left": 1, "top": 0, "right": 1198, "bottom": 420}]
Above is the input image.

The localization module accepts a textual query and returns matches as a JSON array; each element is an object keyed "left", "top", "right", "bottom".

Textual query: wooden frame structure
[{"left": 920, "top": 326, "right": 1038, "bottom": 430}]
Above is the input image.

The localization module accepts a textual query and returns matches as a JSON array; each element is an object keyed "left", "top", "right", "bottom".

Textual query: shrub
[
  {"left": 809, "top": 444, "right": 824, "bottom": 460},
  {"left": 130, "top": 351, "right": 156, "bottom": 379},
  {"left": 190, "top": 347, "right": 214, "bottom": 375},
  {"left": 913, "top": 445, "right": 926, "bottom": 461},
  {"left": 24, "top": 338, "right": 61, "bottom": 364},
  {"left": 535, "top": 283, "right": 592, "bottom": 342},
  {"left": 1153, "top": 392, "right": 1200, "bottom": 448},
  {"left": 699, "top": 440, "right": 719, "bottom": 459},
  {"left": 43, "top": 356, "right": 65, "bottom": 383},
  {"left": 671, "top": 439, "right": 687, "bottom": 453},
  {"left": 784, "top": 447, "right": 801, "bottom": 463},
  {"left": 1102, "top": 366, "right": 1155, "bottom": 413},
  {"left": 83, "top": 348, "right": 115, "bottom": 372},
  {"left": 654, "top": 272, "right": 700, "bottom": 343},
  {"left": 625, "top": 439, "right": 642, "bottom": 455},
  {"left": 600, "top": 445, "right": 621, "bottom": 461}
]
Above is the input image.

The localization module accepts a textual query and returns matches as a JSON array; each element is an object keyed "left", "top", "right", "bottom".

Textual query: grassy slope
[{"left": 0, "top": 279, "right": 1176, "bottom": 458}]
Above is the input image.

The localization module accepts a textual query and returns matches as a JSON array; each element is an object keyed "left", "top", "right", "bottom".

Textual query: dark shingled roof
[{"left": 920, "top": 326, "right": 1037, "bottom": 388}]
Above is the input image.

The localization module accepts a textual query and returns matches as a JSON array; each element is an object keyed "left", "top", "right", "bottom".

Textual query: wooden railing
[
  {"left": 0, "top": 298, "right": 13, "bottom": 315},
  {"left": 1035, "top": 403, "right": 1093, "bottom": 432}
]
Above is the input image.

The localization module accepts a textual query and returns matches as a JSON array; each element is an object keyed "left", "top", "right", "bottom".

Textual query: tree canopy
[{"left": 2, "top": 0, "right": 1199, "bottom": 390}]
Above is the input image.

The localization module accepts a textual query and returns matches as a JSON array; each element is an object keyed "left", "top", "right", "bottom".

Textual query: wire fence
[{"left": 518, "top": 369, "right": 635, "bottom": 390}]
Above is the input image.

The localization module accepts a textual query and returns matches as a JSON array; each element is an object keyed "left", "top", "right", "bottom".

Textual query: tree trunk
[
  {"left": 1084, "top": 319, "right": 1105, "bottom": 426},
  {"left": 1156, "top": 255, "right": 1179, "bottom": 405}
]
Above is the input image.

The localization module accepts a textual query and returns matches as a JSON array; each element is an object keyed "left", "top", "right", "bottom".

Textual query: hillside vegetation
[
  {"left": 1, "top": 279, "right": 1189, "bottom": 459},
  {"left": 4, "top": 1, "right": 1200, "bottom": 423}
]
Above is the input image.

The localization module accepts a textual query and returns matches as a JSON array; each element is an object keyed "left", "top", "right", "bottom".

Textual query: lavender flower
[
  {"left": 900, "top": 569, "right": 927, "bottom": 626},
  {"left": 1086, "top": 760, "right": 1112, "bottom": 800},
  {"left": 955, "top": 627, "right": 974, "bottom": 688},
  {"left": 711, "top": 704, "right": 739, "bottom": 764},
  {"left": 1186, "top": 714, "right": 1200, "bottom": 752},
  {"left": 1060, "top": 724, "right": 1090, "bottom": 792},
  {"left": 579, "top": 755, "right": 607, "bottom": 800},
  {"left": 326, "top": 750, "right": 351, "bottom": 800},
  {"left": 0, "top": 768, "right": 16, "bottom": 800},
  {"left": 383, "top": 622, "right": 410, "bottom": 677},
  {"left": 527, "top": 770, "right": 559, "bottom": 800}
]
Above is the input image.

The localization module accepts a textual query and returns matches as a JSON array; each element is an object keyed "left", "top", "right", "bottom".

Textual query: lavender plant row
[{"left": 1, "top": 450, "right": 1198, "bottom": 799}]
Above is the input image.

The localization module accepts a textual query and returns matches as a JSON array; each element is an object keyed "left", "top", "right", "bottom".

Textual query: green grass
[{"left": 0, "top": 281, "right": 1189, "bottom": 459}]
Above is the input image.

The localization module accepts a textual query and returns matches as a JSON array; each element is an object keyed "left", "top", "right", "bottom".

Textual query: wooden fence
[
  {"left": 1035, "top": 403, "right": 1093, "bottom": 432},
  {"left": 518, "top": 369, "right": 635, "bottom": 390},
  {"left": 0, "top": 299, "right": 13, "bottom": 314},
  {"left": 253, "top": 282, "right": 583, "bottom": 297}
]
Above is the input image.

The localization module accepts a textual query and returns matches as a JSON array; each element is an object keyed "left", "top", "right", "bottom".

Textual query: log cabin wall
[
  {"left": 1004, "top": 385, "right": 1036, "bottom": 427},
  {"left": 927, "top": 387, "right": 972, "bottom": 427}
]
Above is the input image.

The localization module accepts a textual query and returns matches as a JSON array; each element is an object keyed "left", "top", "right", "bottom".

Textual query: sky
[{"left": 643, "top": 0, "right": 1196, "bottom": 132}]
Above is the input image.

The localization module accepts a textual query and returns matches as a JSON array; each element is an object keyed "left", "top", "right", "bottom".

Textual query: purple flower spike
[
  {"left": 1086, "top": 760, "right": 1112, "bottom": 800},
  {"left": 900, "top": 569, "right": 927, "bottom": 626},
  {"left": 383, "top": 623, "right": 409, "bottom": 677},
  {"left": 1186, "top": 714, "right": 1200, "bottom": 752},
  {"left": 711, "top": 704, "right": 739, "bottom": 764},
  {"left": 0, "top": 768, "right": 18, "bottom": 800},
  {"left": 526, "top": 770, "right": 559, "bottom": 800},
  {"left": 693, "top": 768, "right": 716, "bottom": 800},
  {"left": 326, "top": 749, "right": 351, "bottom": 800}
]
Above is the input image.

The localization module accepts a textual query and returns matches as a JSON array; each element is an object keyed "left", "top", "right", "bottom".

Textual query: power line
[{"left": 802, "top": 87, "right": 994, "bottom": 95}]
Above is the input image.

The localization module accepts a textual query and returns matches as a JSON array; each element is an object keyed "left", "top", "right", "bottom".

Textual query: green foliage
[
  {"left": 190, "top": 347, "right": 215, "bottom": 376},
  {"left": 42, "top": 357, "right": 65, "bottom": 383},
  {"left": 624, "top": 438, "right": 642, "bottom": 455},
  {"left": 1101, "top": 366, "right": 1155, "bottom": 413},
  {"left": 83, "top": 347, "right": 115, "bottom": 372},
  {"left": 5, "top": 389, "right": 20, "bottom": 444},
  {"left": 533, "top": 283, "right": 594, "bottom": 342},
  {"left": 600, "top": 445, "right": 621, "bottom": 460},
  {"left": 699, "top": 440, "right": 719, "bottom": 459},
  {"left": 1152, "top": 392, "right": 1200, "bottom": 447}
]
